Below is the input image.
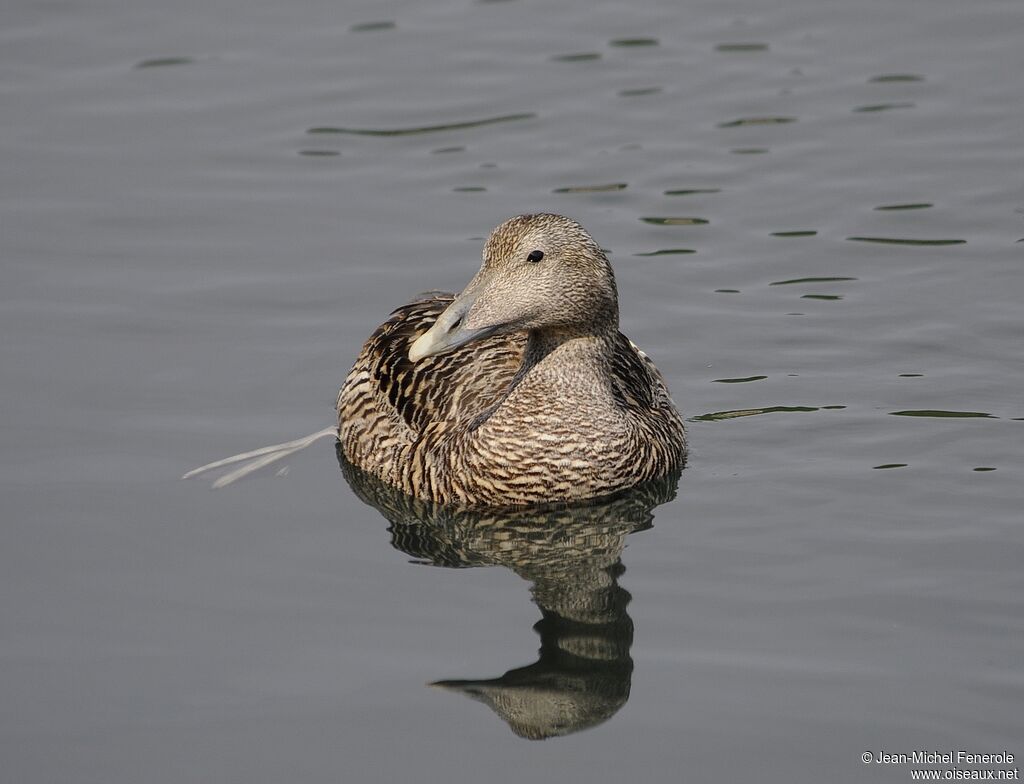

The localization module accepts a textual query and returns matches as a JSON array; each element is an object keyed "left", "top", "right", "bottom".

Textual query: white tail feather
[{"left": 182, "top": 426, "right": 337, "bottom": 488}]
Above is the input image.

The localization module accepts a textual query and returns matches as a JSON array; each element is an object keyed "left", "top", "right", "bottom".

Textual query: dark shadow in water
[{"left": 337, "top": 446, "right": 681, "bottom": 740}]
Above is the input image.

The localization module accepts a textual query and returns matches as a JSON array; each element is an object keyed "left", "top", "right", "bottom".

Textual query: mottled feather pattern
[
  {"left": 338, "top": 295, "right": 684, "bottom": 507},
  {"left": 337, "top": 293, "right": 527, "bottom": 496},
  {"left": 336, "top": 214, "right": 687, "bottom": 507}
]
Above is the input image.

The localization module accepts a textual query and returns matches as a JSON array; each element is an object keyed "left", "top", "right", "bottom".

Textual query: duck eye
[{"left": 526, "top": 250, "right": 544, "bottom": 263}]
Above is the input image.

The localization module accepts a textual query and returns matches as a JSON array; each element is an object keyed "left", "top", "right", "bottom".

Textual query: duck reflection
[{"left": 338, "top": 445, "right": 680, "bottom": 740}]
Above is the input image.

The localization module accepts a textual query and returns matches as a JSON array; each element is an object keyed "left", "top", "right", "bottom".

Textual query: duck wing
[
  {"left": 607, "top": 333, "right": 674, "bottom": 412},
  {"left": 337, "top": 292, "right": 525, "bottom": 465}
]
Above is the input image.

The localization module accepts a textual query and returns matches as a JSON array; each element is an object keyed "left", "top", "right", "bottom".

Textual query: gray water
[{"left": 2, "top": 0, "right": 1022, "bottom": 781}]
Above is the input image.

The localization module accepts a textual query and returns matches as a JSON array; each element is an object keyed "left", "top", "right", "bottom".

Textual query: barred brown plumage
[{"left": 336, "top": 214, "right": 687, "bottom": 507}]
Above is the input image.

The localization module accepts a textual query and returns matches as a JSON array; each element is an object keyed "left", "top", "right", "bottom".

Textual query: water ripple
[
  {"left": 134, "top": 57, "right": 194, "bottom": 69},
  {"left": 306, "top": 113, "right": 535, "bottom": 137},
  {"left": 889, "top": 410, "right": 995, "bottom": 418},
  {"left": 553, "top": 183, "right": 627, "bottom": 193},
  {"left": 853, "top": 102, "right": 915, "bottom": 113},
  {"left": 641, "top": 216, "right": 709, "bottom": 226},
  {"left": 350, "top": 21, "right": 395, "bottom": 32},
  {"left": 609, "top": 38, "right": 659, "bottom": 47},
  {"left": 664, "top": 188, "right": 721, "bottom": 196},
  {"left": 634, "top": 249, "right": 696, "bottom": 256},
  {"left": 874, "top": 203, "right": 933, "bottom": 211},
  {"left": 869, "top": 74, "right": 925, "bottom": 83},
  {"left": 770, "top": 277, "right": 856, "bottom": 286},
  {"left": 847, "top": 237, "right": 965, "bottom": 246},
  {"left": 715, "top": 43, "right": 769, "bottom": 52},
  {"left": 691, "top": 405, "right": 843, "bottom": 422},
  {"left": 712, "top": 376, "right": 768, "bottom": 384},
  {"left": 718, "top": 117, "right": 796, "bottom": 128},
  {"left": 619, "top": 87, "right": 662, "bottom": 97},
  {"left": 552, "top": 52, "right": 601, "bottom": 62}
]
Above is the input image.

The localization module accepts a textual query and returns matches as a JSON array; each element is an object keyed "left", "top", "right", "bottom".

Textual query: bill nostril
[{"left": 448, "top": 315, "right": 463, "bottom": 332}]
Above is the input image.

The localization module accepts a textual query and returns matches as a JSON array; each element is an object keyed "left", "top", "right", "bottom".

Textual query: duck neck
[{"left": 522, "top": 324, "right": 618, "bottom": 372}]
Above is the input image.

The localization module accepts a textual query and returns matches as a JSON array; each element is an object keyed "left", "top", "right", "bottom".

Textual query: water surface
[{"left": 2, "top": 0, "right": 1022, "bottom": 782}]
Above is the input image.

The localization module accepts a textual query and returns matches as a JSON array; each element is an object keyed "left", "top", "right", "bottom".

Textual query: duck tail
[{"left": 182, "top": 426, "right": 338, "bottom": 488}]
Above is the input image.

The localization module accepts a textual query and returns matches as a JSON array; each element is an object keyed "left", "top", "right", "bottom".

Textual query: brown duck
[{"left": 336, "top": 214, "right": 686, "bottom": 507}]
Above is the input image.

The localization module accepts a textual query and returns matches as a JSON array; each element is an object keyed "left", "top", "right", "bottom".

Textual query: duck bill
[{"left": 408, "top": 290, "right": 498, "bottom": 362}]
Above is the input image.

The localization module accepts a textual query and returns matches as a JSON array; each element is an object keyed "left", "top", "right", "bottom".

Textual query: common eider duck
[{"left": 336, "top": 213, "right": 686, "bottom": 507}]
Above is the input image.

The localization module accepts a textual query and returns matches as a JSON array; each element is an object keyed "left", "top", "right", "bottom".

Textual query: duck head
[{"left": 408, "top": 214, "right": 619, "bottom": 362}]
